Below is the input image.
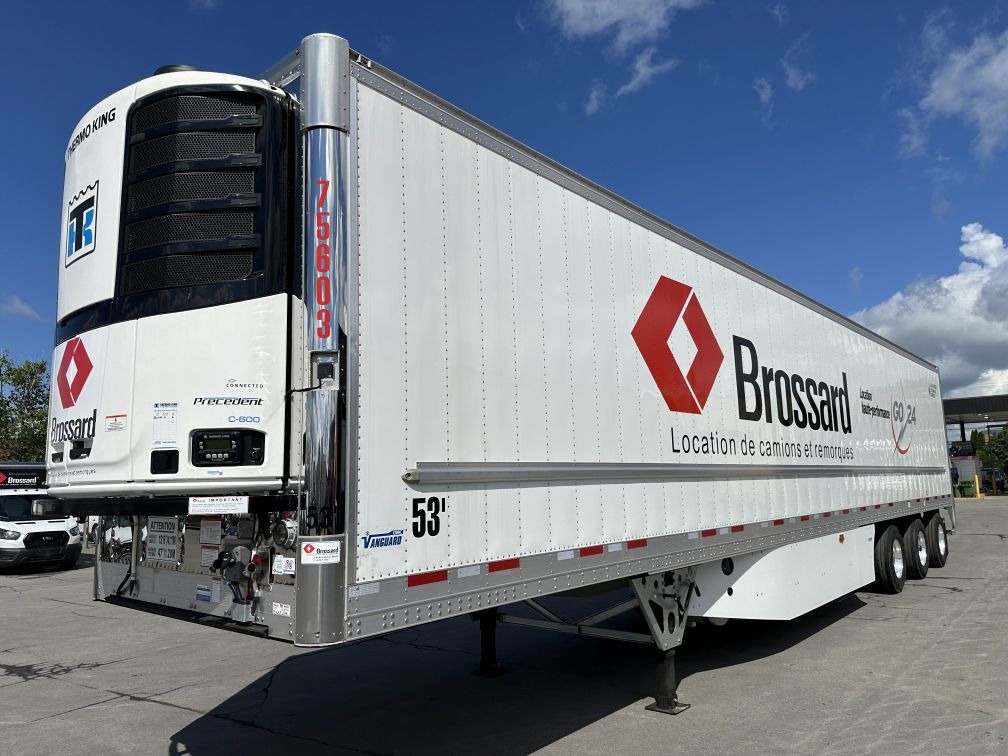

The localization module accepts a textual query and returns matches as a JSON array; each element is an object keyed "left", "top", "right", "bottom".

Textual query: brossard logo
[
  {"left": 633, "top": 276, "right": 852, "bottom": 435},
  {"left": 51, "top": 337, "right": 98, "bottom": 443},
  {"left": 66, "top": 181, "right": 99, "bottom": 267},
  {"left": 56, "top": 337, "right": 93, "bottom": 410}
]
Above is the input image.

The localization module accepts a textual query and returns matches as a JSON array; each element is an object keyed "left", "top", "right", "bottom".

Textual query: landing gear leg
[
  {"left": 645, "top": 648, "right": 690, "bottom": 715},
  {"left": 630, "top": 568, "right": 697, "bottom": 715},
  {"left": 476, "top": 608, "right": 501, "bottom": 676}
]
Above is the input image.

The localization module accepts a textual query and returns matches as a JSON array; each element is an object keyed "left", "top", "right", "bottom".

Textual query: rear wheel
[
  {"left": 902, "top": 518, "right": 929, "bottom": 579},
  {"left": 874, "top": 525, "right": 906, "bottom": 594},
  {"left": 925, "top": 513, "right": 949, "bottom": 568}
]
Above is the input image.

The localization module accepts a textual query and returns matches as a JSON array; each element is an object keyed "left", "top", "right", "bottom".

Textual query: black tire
[
  {"left": 901, "top": 518, "right": 929, "bottom": 579},
  {"left": 925, "top": 513, "right": 949, "bottom": 568},
  {"left": 60, "top": 555, "right": 78, "bottom": 570},
  {"left": 874, "top": 525, "right": 906, "bottom": 594}
]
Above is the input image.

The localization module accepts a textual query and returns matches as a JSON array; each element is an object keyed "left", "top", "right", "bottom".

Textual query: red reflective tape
[
  {"left": 888, "top": 503, "right": 894, "bottom": 507},
  {"left": 700, "top": 528, "right": 718, "bottom": 538},
  {"left": 823, "top": 512, "right": 831, "bottom": 518},
  {"left": 799, "top": 515, "right": 810, "bottom": 522},
  {"left": 730, "top": 525, "right": 744, "bottom": 533},
  {"left": 488, "top": 558, "right": 520, "bottom": 573},
  {"left": 874, "top": 504, "right": 882, "bottom": 509},
  {"left": 859, "top": 507, "right": 867, "bottom": 511},
  {"left": 842, "top": 509, "right": 850, "bottom": 514},
  {"left": 407, "top": 570, "right": 449, "bottom": 587},
  {"left": 773, "top": 519, "right": 784, "bottom": 526},
  {"left": 627, "top": 538, "right": 648, "bottom": 549},
  {"left": 579, "top": 545, "right": 604, "bottom": 557}
]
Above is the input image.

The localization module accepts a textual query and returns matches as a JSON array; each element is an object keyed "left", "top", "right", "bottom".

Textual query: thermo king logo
[
  {"left": 632, "top": 276, "right": 723, "bottom": 414},
  {"left": 65, "top": 181, "right": 98, "bottom": 267}
]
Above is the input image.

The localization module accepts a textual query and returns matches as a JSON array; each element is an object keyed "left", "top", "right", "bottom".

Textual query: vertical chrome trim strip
[{"left": 300, "top": 34, "right": 350, "bottom": 538}]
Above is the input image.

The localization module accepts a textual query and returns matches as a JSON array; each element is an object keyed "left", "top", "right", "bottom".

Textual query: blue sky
[{"left": 1, "top": 0, "right": 1006, "bottom": 396}]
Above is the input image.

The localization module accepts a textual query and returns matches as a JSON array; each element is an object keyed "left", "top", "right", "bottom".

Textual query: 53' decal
[{"left": 412, "top": 496, "right": 446, "bottom": 537}]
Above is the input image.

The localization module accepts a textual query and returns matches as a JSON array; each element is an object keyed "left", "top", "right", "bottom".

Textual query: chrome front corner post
[{"left": 301, "top": 34, "right": 350, "bottom": 538}]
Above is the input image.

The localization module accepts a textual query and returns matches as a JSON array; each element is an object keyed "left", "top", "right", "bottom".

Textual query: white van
[{"left": 0, "top": 464, "right": 82, "bottom": 569}]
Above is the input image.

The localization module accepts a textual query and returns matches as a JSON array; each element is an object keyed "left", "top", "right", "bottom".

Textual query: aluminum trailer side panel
[{"left": 350, "top": 72, "right": 949, "bottom": 593}]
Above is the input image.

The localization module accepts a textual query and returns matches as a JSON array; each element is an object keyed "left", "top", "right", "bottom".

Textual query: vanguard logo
[
  {"left": 56, "top": 337, "right": 94, "bottom": 410},
  {"left": 66, "top": 181, "right": 98, "bottom": 267},
  {"left": 632, "top": 276, "right": 724, "bottom": 414},
  {"left": 361, "top": 529, "right": 405, "bottom": 549}
]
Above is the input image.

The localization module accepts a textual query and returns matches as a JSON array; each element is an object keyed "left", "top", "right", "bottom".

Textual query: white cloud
[
  {"left": 897, "top": 108, "right": 928, "bottom": 157},
  {"left": 753, "top": 77, "right": 774, "bottom": 128},
  {"left": 852, "top": 223, "right": 1008, "bottom": 395},
  {"left": 584, "top": 80, "right": 607, "bottom": 116},
  {"left": 769, "top": 1, "right": 790, "bottom": 27},
  {"left": 545, "top": 0, "right": 704, "bottom": 54},
  {"left": 0, "top": 295, "right": 41, "bottom": 321},
  {"left": 780, "top": 31, "right": 816, "bottom": 92},
  {"left": 919, "top": 28, "right": 1008, "bottom": 159},
  {"left": 616, "top": 47, "right": 679, "bottom": 96},
  {"left": 849, "top": 266, "right": 863, "bottom": 291}
]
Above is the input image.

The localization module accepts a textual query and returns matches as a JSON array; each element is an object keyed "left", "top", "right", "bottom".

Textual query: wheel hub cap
[
  {"left": 917, "top": 531, "right": 928, "bottom": 566},
  {"left": 893, "top": 540, "right": 904, "bottom": 579},
  {"left": 939, "top": 524, "right": 947, "bottom": 556}
]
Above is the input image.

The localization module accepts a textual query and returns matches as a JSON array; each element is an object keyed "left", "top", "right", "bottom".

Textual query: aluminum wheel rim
[
  {"left": 892, "top": 539, "right": 904, "bottom": 579},
  {"left": 938, "top": 524, "right": 947, "bottom": 556},
  {"left": 917, "top": 531, "right": 928, "bottom": 567}
]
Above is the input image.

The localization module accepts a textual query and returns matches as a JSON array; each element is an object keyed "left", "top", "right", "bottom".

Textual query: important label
[
  {"left": 146, "top": 516, "right": 179, "bottom": 563},
  {"left": 300, "top": 541, "right": 341, "bottom": 565},
  {"left": 188, "top": 495, "right": 249, "bottom": 515},
  {"left": 271, "top": 601, "right": 292, "bottom": 617},
  {"left": 104, "top": 413, "right": 127, "bottom": 432}
]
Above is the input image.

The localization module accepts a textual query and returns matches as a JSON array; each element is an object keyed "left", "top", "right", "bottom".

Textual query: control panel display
[{"left": 191, "top": 430, "right": 265, "bottom": 467}]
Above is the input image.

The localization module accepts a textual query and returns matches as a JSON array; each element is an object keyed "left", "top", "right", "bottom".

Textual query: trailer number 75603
[{"left": 411, "top": 496, "right": 446, "bottom": 538}]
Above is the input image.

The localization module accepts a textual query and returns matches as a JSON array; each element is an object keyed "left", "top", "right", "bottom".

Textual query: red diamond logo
[
  {"left": 0, "top": 472, "right": 6, "bottom": 485},
  {"left": 632, "top": 276, "right": 724, "bottom": 414},
  {"left": 303, "top": 543, "right": 315, "bottom": 554},
  {"left": 56, "top": 337, "right": 94, "bottom": 410}
]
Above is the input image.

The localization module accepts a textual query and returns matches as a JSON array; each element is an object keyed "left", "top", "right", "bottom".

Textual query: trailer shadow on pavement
[{"left": 168, "top": 590, "right": 866, "bottom": 755}]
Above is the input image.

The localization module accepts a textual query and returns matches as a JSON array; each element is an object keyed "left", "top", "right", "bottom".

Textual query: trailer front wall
[{"left": 352, "top": 76, "right": 948, "bottom": 585}]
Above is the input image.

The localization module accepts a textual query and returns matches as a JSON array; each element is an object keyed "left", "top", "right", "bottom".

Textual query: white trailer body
[{"left": 46, "top": 35, "right": 952, "bottom": 663}]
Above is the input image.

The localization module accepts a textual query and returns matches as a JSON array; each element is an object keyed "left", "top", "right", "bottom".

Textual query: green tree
[{"left": 0, "top": 351, "right": 49, "bottom": 462}]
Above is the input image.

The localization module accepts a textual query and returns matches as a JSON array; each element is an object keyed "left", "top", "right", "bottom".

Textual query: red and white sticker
[{"left": 301, "top": 541, "right": 341, "bottom": 565}]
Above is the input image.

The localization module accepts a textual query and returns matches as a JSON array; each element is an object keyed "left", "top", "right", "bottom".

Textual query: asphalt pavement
[{"left": 1, "top": 499, "right": 1005, "bottom": 755}]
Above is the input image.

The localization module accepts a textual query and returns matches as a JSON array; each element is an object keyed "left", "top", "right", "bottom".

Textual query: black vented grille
[
  {"left": 133, "top": 95, "right": 256, "bottom": 132},
  {"left": 132, "top": 131, "right": 255, "bottom": 172},
  {"left": 121, "top": 253, "right": 254, "bottom": 295},
  {"left": 127, "top": 171, "right": 256, "bottom": 212},
  {"left": 24, "top": 531, "right": 70, "bottom": 549},
  {"left": 127, "top": 212, "right": 254, "bottom": 252},
  {"left": 110, "top": 86, "right": 289, "bottom": 317}
]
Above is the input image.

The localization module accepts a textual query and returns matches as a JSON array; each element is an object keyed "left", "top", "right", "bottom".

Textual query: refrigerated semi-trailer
[{"left": 46, "top": 33, "right": 953, "bottom": 712}]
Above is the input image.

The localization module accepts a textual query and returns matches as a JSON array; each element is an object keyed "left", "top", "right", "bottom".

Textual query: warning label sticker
[{"left": 146, "top": 516, "right": 179, "bottom": 563}]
